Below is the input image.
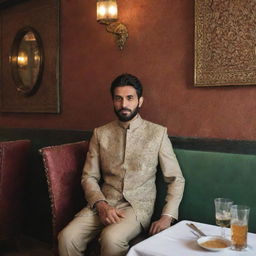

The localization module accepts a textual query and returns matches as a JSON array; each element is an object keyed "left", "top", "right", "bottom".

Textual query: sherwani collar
[{"left": 117, "top": 114, "right": 143, "bottom": 131}]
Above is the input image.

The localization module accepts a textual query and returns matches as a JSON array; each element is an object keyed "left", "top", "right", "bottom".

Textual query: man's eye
[
  {"left": 127, "top": 96, "right": 134, "bottom": 100},
  {"left": 114, "top": 97, "right": 122, "bottom": 101}
]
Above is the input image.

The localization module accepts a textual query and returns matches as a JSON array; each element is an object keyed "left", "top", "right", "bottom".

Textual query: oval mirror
[{"left": 10, "top": 27, "right": 44, "bottom": 96}]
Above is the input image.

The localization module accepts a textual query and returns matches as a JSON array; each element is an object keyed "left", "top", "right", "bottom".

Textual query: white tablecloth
[{"left": 127, "top": 220, "right": 256, "bottom": 256}]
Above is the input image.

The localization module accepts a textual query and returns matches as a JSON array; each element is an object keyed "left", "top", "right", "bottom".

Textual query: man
[{"left": 58, "top": 73, "right": 185, "bottom": 256}]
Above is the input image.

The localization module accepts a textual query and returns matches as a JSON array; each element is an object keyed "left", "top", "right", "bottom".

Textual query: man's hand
[
  {"left": 95, "top": 201, "right": 125, "bottom": 225},
  {"left": 149, "top": 215, "right": 173, "bottom": 236}
]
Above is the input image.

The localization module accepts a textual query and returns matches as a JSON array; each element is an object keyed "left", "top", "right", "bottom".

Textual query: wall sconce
[{"left": 97, "top": 0, "right": 128, "bottom": 50}]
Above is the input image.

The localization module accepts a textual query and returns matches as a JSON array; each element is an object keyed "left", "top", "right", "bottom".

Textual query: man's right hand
[{"left": 95, "top": 201, "right": 125, "bottom": 225}]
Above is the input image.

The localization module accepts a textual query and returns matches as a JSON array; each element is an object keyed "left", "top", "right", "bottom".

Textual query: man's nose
[{"left": 121, "top": 99, "right": 128, "bottom": 108}]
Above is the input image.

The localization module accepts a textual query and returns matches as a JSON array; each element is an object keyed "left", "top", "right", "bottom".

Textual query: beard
[{"left": 114, "top": 104, "right": 140, "bottom": 122}]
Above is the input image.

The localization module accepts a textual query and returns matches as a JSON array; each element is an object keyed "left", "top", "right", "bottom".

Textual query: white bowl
[{"left": 197, "top": 236, "right": 231, "bottom": 251}]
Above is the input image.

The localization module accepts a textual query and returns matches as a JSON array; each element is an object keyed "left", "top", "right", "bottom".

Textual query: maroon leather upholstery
[
  {"left": 0, "top": 140, "right": 31, "bottom": 240},
  {"left": 39, "top": 141, "right": 89, "bottom": 247}
]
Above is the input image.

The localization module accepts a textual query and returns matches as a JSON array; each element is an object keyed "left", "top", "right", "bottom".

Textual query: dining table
[{"left": 127, "top": 220, "right": 256, "bottom": 256}]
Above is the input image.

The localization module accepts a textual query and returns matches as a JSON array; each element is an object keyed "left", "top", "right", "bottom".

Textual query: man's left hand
[{"left": 149, "top": 215, "right": 173, "bottom": 236}]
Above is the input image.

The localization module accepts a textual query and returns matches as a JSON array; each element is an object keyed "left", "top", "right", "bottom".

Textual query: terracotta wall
[{"left": 0, "top": 0, "right": 256, "bottom": 140}]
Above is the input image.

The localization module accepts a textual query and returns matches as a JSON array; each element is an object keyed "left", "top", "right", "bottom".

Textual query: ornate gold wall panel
[{"left": 194, "top": 0, "right": 256, "bottom": 86}]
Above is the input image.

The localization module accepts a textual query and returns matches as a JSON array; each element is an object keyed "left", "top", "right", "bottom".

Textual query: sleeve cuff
[
  {"left": 161, "top": 214, "right": 176, "bottom": 223},
  {"left": 92, "top": 199, "right": 108, "bottom": 209}
]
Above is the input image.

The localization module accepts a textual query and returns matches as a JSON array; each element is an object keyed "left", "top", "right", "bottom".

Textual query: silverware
[
  {"left": 190, "top": 230, "right": 201, "bottom": 238},
  {"left": 186, "top": 222, "right": 206, "bottom": 237}
]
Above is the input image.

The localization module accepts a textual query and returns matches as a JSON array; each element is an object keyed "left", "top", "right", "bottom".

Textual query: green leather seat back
[{"left": 153, "top": 149, "right": 256, "bottom": 233}]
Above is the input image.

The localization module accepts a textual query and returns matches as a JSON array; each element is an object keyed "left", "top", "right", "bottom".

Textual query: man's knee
[
  {"left": 100, "top": 228, "right": 123, "bottom": 244},
  {"left": 99, "top": 228, "right": 128, "bottom": 255},
  {"left": 58, "top": 226, "right": 83, "bottom": 252},
  {"left": 58, "top": 227, "right": 74, "bottom": 247}
]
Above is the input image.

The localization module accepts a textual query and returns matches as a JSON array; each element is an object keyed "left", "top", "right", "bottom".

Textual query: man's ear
[{"left": 139, "top": 96, "right": 144, "bottom": 108}]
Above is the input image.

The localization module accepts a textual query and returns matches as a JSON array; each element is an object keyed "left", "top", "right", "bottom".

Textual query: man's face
[{"left": 113, "top": 86, "right": 144, "bottom": 122}]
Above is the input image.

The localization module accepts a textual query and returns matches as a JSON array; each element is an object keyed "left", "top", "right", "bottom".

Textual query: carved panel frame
[{"left": 194, "top": 0, "right": 256, "bottom": 87}]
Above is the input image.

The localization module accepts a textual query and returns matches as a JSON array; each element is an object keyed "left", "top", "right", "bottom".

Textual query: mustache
[{"left": 118, "top": 108, "right": 132, "bottom": 113}]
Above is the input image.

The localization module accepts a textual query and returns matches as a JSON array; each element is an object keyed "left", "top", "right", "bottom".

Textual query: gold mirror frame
[
  {"left": 0, "top": 0, "right": 60, "bottom": 113},
  {"left": 10, "top": 26, "right": 44, "bottom": 96}
]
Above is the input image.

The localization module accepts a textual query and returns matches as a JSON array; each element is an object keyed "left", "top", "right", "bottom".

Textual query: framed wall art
[
  {"left": 0, "top": 0, "right": 60, "bottom": 113},
  {"left": 194, "top": 0, "right": 256, "bottom": 87}
]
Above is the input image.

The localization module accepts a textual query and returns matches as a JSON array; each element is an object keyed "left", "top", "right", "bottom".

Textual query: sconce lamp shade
[
  {"left": 96, "top": 0, "right": 128, "bottom": 50},
  {"left": 97, "top": 0, "right": 118, "bottom": 24}
]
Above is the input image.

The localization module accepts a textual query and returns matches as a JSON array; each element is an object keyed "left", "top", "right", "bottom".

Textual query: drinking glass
[
  {"left": 230, "top": 205, "right": 250, "bottom": 250},
  {"left": 214, "top": 198, "right": 233, "bottom": 237}
]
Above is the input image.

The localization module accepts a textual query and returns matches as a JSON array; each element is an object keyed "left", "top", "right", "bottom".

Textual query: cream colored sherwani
[{"left": 81, "top": 115, "right": 185, "bottom": 229}]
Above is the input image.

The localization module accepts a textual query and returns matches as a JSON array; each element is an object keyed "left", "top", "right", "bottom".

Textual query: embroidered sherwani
[{"left": 81, "top": 115, "right": 185, "bottom": 229}]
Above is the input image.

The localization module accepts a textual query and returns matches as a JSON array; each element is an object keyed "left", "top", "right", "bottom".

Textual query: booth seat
[
  {"left": 0, "top": 127, "right": 255, "bottom": 255},
  {"left": 0, "top": 140, "right": 31, "bottom": 242},
  {"left": 0, "top": 128, "right": 91, "bottom": 244},
  {"left": 39, "top": 141, "right": 89, "bottom": 255},
  {"left": 153, "top": 149, "right": 256, "bottom": 233}
]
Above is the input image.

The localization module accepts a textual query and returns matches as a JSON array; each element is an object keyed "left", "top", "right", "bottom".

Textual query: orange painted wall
[{"left": 0, "top": 0, "right": 256, "bottom": 140}]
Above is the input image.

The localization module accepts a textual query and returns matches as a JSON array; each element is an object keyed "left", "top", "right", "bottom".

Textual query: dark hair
[{"left": 110, "top": 73, "right": 143, "bottom": 98}]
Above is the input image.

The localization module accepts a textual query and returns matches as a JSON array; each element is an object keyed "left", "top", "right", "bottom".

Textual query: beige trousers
[{"left": 58, "top": 203, "right": 142, "bottom": 256}]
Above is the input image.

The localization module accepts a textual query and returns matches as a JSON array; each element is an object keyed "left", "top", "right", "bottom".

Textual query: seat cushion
[
  {"left": 40, "top": 141, "right": 89, "bottom": 243},
  {"left": 0, "top": 140, "right": 31, "bottom": 240}
]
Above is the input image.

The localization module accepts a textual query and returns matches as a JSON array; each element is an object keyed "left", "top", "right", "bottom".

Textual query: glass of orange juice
[{"left": 230, "top": 205, "right": 250, "bottom": 250}]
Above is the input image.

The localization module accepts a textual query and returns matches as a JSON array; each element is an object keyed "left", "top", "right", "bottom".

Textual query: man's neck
[{"left": 118, "top": 114, "right": 140, "bottom": 129}]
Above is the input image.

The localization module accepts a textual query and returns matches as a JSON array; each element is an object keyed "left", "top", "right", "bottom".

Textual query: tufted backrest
[
  {"left": 153, "top": 148, "right": 256, "bottom": 233},
  {"left": 39, "top": 141, "right": 89, "bottom": 245},
  {"left": 0, "top": 139, "right": 31, "bottom": 240}
]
